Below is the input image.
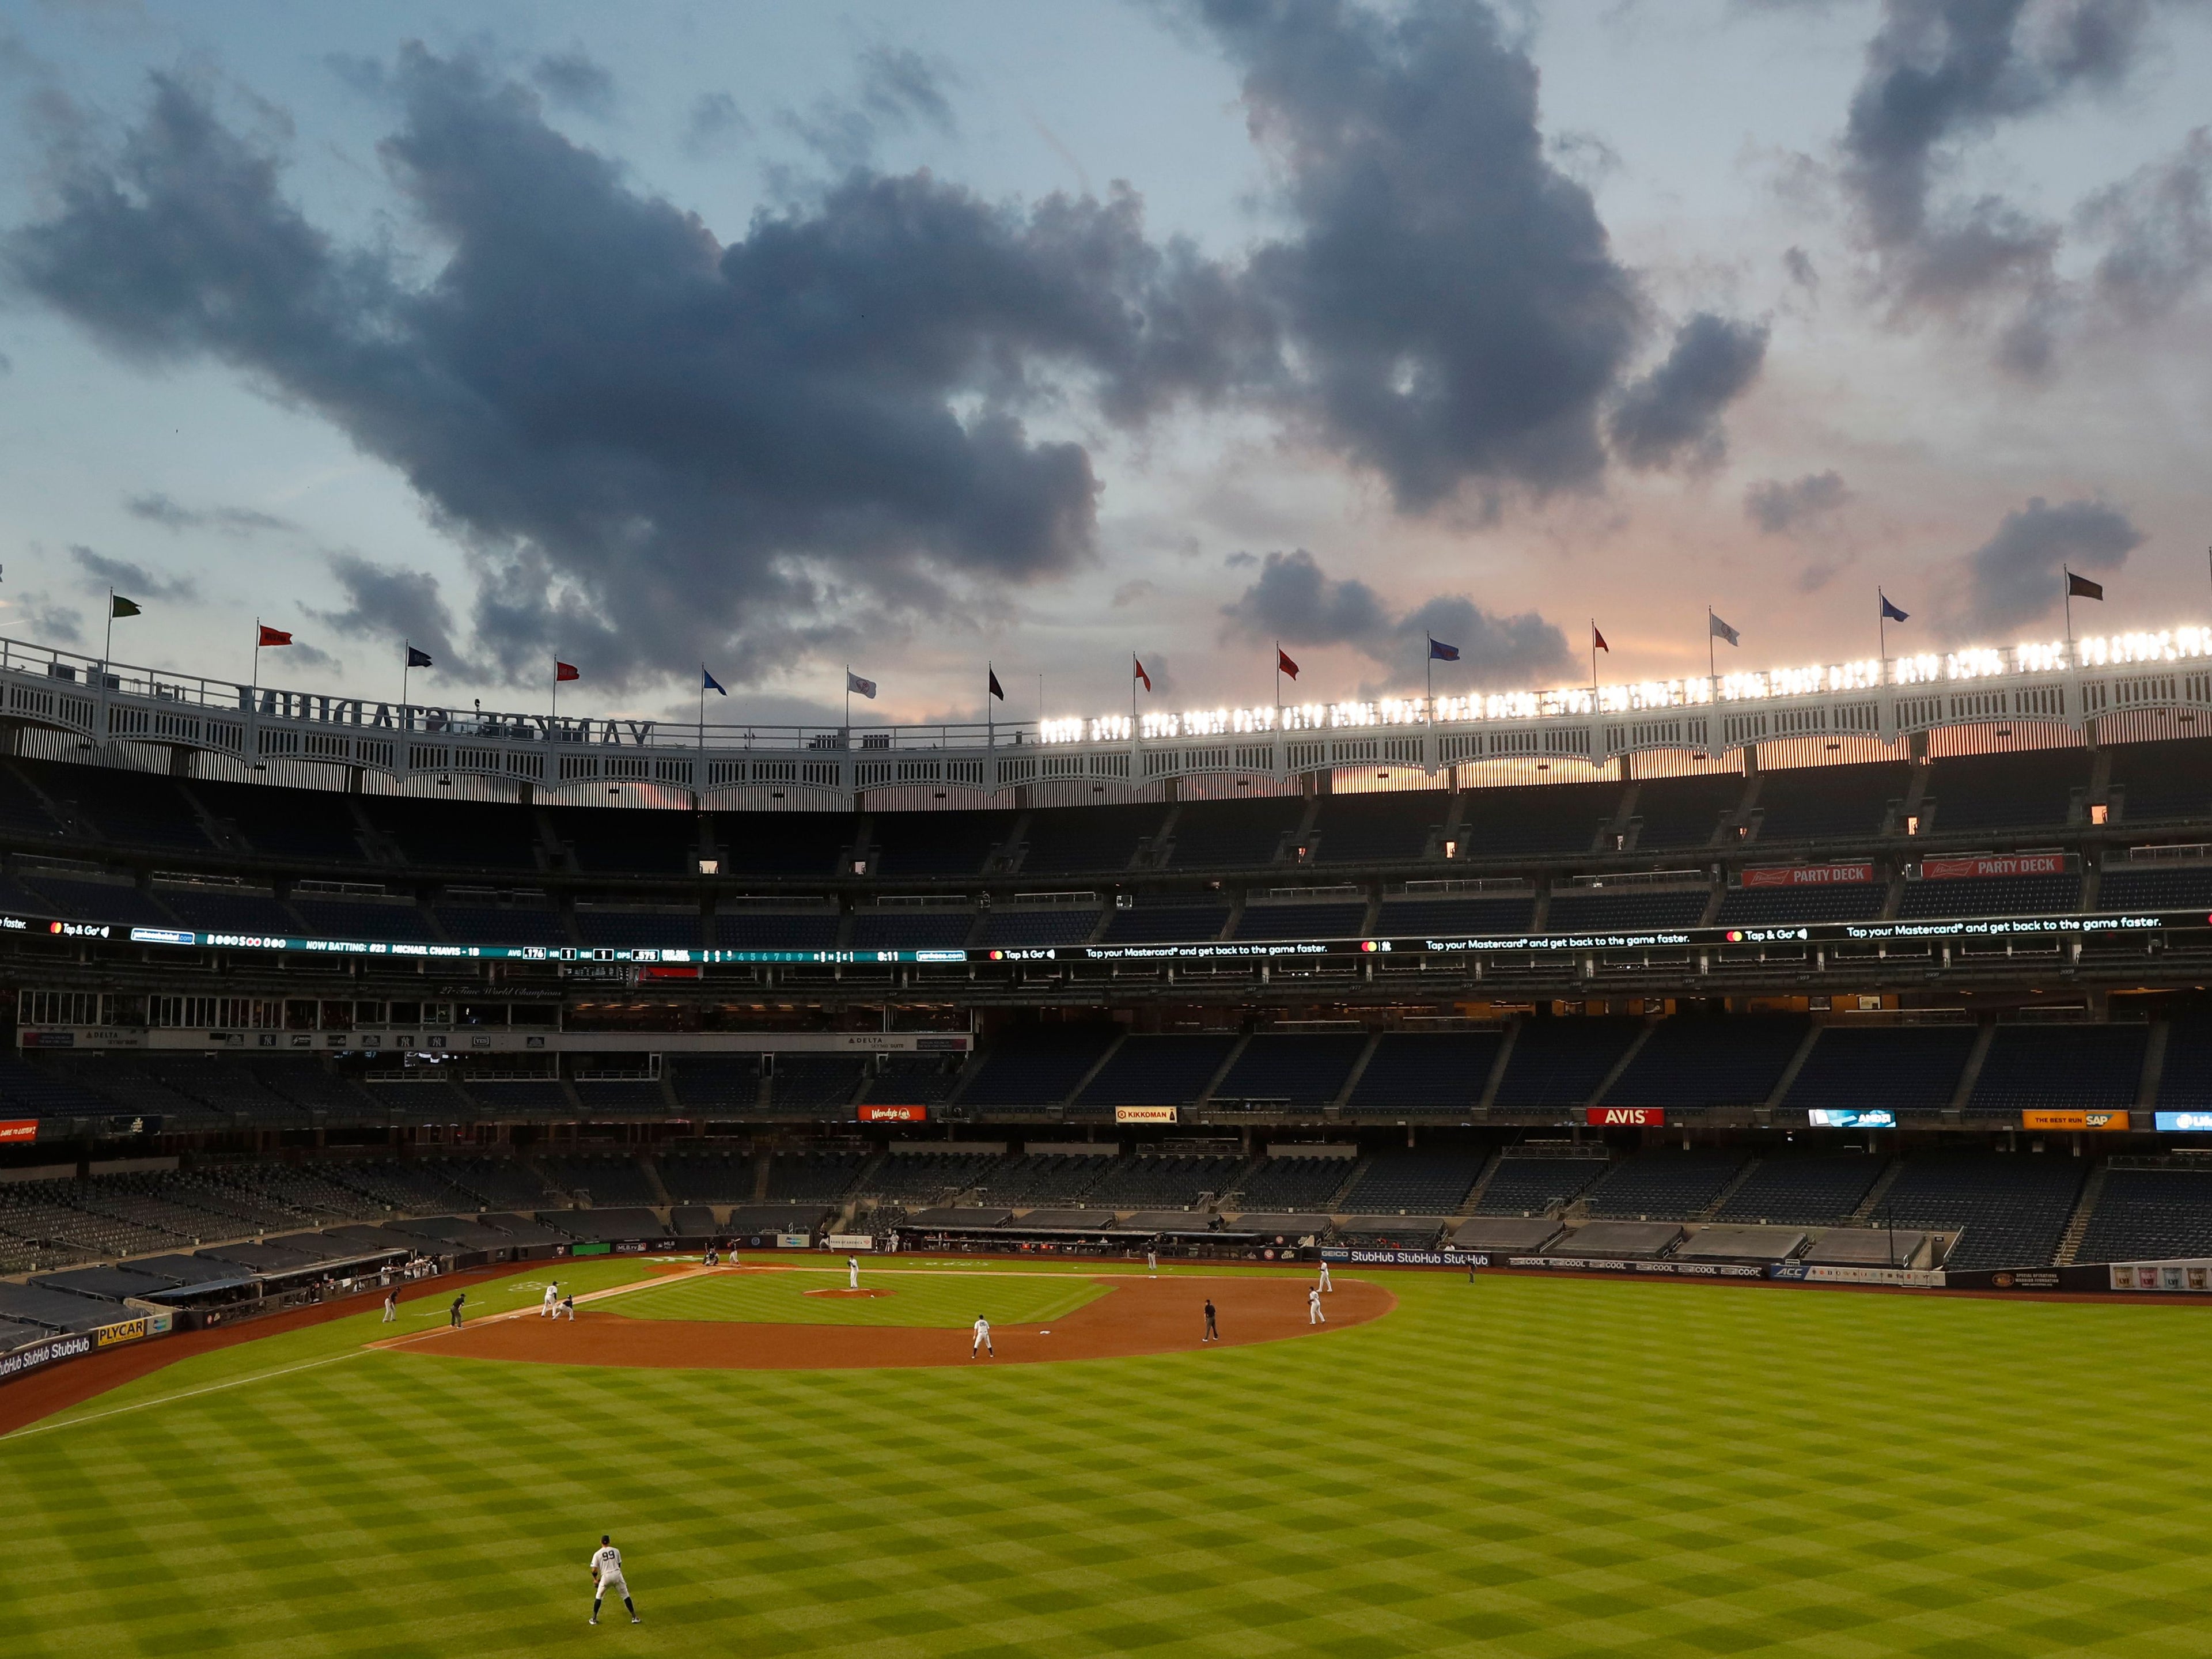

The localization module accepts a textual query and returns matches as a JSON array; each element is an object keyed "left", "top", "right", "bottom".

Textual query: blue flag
[
  {"left": 703, "top": 666, "right": 727, "bottom": 695},
  {"left": 405, "top": 644, "right": 433, "bottom": 668},
  {"left": 1880, "top": 592, "right": 1908, "bottom": 624},
  {"left": 1427, "top": 636, "right": 1460, "bottom": 662}
]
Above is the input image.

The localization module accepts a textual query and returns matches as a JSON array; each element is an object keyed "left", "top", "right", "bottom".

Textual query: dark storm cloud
[
  {"left": 69, "top": 545, "right": 196, "bottom": 601},
  {"left": 529, "top": 49, "right": 615, "bottom": 116},
  {"left": 1607, "top": 313, "right": 1769, "bottom": 471},
  {"left": 310, "top": 553, "right": 461, "bottom": 668},
  {"left": 1838, "top": 0, "right": 2152, "bottom": 368},
  {"left": 2079, "top": 128, "right": 2212, "bottom": 324},
  {"left": 1194, "top": 0, "right": 1665, "bottom": 504},
  {"left": 1221, "top": 548, "right": 1574, "bottom": 687},
  {"left": 5, "top": 52, "right": 1249, "bottom": 690},
  {"left": 1961, "top": 494, "right": 2142, "bottom": 634},
  {"left": 125, "top": 491, "right": 294, "bottom": 535},
  {"left": 1745, "top": 469, "right": 1851, "bottom": 533}
]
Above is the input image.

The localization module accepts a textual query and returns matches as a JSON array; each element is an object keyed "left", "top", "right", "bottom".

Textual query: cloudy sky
[{"left": 2, "top": 0, "right": 2209, "bottom": 730}]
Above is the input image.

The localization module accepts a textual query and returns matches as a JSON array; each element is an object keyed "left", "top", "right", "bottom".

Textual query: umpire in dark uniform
[{"left": 1201, "top": 1298, "right": 1218, "bottom": 1343}]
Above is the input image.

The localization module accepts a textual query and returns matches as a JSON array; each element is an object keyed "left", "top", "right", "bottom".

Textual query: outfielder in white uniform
[
  {"left": 381, "top": 1290, "right": 397, "bottom": 1324},
  {"left": 849, "top": 1256, "right": 860, "bottom": 1290},
  {"left": 1317, "top": 1260, "right": 1332, "bottom": 1293},
  {"left": 1146, "top": 1247, "right": 1157, "bottom": 1275},
  {"left": 589, "top": 1535, "right": 639, "bottom": 1624},
  {"left": 1308, "top": 1286, "right": 1325, "bottom": 1325},
  {"left": 542, "top": 1283, "right": 559, "bottom": 1317},
  {"left": 972, "top": 1316, "right": 993, "bottom": 1358}
]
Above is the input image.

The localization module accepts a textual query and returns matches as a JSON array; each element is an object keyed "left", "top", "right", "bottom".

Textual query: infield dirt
[{"left": 416, "top": 1269, "right": 1393, "bottom": 1369}]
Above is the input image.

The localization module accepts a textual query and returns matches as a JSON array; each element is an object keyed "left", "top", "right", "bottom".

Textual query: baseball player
[
  {"left": 1317, "top": 1259, "right": 1332, "bottom": 1293},
  {"left": 381, "top": 1290, "right": 397, "bottom": 1324},
  {"left": 588, "top": 1534, "right": 640, "bottom": 1625},
  {"left": 449, "top": 1294, "right": 465, "bottom": 1330},
  {"left": 849, "top": 1255, "right": 861, "bottom": 1290},
  {"left": 561, "top": 1291, "right": 577, "bottom": 1321},
  {"left": 703, "top": 1244, "right": 719, "bottom": 1268},
  {"left": 1146, "top": 1245, "right": 1157, "bottom": 1276},
  {"left": 972, "top": 1315, "right": 993, "bottom": 1358},
  {"left": 1202, "top": 1298, "right": 1219, "bottom": 1343},
  {"left": 542, "top": 1282, "right": 559, "bottom": 1317},
  {"left": 1308, "top": 1285, "right": 1325, "bottom": 1325}
]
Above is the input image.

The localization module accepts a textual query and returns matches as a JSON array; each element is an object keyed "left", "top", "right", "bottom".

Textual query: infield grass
[
  {"left": 601, "top": 1266, "right": 1112, "bottom": 1327},
  {"left": 9, "top": 1264, "right": 2212, "bottom": 1656}
]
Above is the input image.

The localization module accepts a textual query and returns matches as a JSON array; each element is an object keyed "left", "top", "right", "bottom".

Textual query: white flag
[
  {"left": 1709, "top": 612, "right": 1740, "bottom": 647},
  {"left": 846, "top": 669, "right": 877, "bottom": 699}
]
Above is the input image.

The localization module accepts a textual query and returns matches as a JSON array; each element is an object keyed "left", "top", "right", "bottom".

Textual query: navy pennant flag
[
  {"left": 2066, "top": 570, "right": 2105, "bottom": 601},
  {"left": 406, "top": 644, "right": 434, "bottom": 669},
  {"left": 847, "top": 669, "right": 877, "bottom": 699},
  {"left": 1880, "top": 593, "right": 1909, "bottom": 624},
  {"left": 1427, "top": 635, "right": 1460, "bottom": 661},
  {"left": 988, "top": 667, "right": 1005, "bottom": 701},
  {"left": 703, "top": 666, "right": 727, "bottom": 695}
]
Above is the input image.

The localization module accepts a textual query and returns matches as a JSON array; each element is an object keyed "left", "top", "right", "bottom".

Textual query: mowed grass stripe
[
  {"left": 601, "top": 1268, "right": 1112, "bottom": 1327},
  {"left": 6, "top": 1270, "right": 2212, "bottom": 1655}
]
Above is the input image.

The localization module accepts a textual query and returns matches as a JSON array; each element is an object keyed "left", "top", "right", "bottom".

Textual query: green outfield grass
[
  {"left": 603, "top": 1267, "right": 1112, "bottom": 1327},
  {"left": 10, "top": 1264, "right": 2212, "bottom": 1656}
]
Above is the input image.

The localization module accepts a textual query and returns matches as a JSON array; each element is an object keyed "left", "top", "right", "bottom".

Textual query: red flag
[
  {"left": 1593, "top": 625, "right": 1609, "bottom": 653},
  {"left": 555, "top": 661, "right": 581, "bottom": 683},
  {"left": 1132, "top": 656, "right": 1152, "bottom": 692},
  {"left": 257, "top": 625, "right": 293, "bottom": 647},
  {"left": 1277, "top": 647, "right": 1300, "bottom": 680}
]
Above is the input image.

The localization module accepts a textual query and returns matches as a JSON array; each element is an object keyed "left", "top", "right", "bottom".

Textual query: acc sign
[
  {"left": 1586, "top": 1107, "right": 1664, "bottom": 1127},
  {"left": 858, "top": 1104, "right": 927, "bottom": 1123}
]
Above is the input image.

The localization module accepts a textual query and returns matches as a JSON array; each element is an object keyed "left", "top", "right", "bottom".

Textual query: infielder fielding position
[
  {"left": 972, "top": 1315, "right": 993, "bottom": 1358},
  {"left": 589, "top": 1535, "right": 640, "bottom": 1625}
]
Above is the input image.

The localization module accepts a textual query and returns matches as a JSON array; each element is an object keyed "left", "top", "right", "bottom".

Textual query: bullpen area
[{"left": 7, "top": 1258, "right": 2212, "bottom": 1656}]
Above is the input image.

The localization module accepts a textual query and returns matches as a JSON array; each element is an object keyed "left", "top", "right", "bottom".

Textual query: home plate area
[{"left": 405, "top": 1265, "right": 1393, "bottom": 1370}]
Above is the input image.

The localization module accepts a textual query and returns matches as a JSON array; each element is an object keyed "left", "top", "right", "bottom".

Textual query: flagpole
[
  {"left": 552, "top": 656, "right": 559, "bottom": 725},
  {"left": 2063, "top": 569, "right": 2074, "bottom": 647},
  {"left": 1707, "top": 607, "right": 1716, "bottom": 687},
  {"left": 699, "top": 665, "right": 706, "bottom": 751},
  {"left": 1425, "top": 635, "right": 1433, "bottom": 712},
  {"left": 1275, "top": 642, "right": 1282, "bottom": 722},
  {"left": 105, "top": 589, "right": 113, "bottom": 665},
  {"left": 844, "top": 664, "right": 851, "bottom": 743},
  {"left": 1590, "top": 619, "right": 1597, "bottom": 694},
  {"left": 403, "top": 646, "right": 411, "bottom": 720},
  {"left": 986, "top": 663, "right": 995, "bottom": 751},
  {"left": 252, "top": 618, "right": 260, "bottom": 697}
]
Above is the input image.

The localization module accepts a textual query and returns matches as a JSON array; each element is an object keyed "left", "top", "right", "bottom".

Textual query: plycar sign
[
  {"left": 858, "top": 1104, "right": 927, "bottom": 1123},
  {"left": 1586, "top": 1107, "right": 1664, "bottom": 1126}
]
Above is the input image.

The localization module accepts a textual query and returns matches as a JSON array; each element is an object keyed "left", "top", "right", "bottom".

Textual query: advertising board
[
  {"left": 2154, "top": 1112, "right": 2212, "bottom": 1132},
  {"left": 1115, "top": 1105, "right": 1177, "bottom": 1124},
  {"left": 1319, "top": 1248, "right": 1478, "bottom": 1268},
  {"left": 1800, "top": 1264, "right": 1946, "bottom": 1288},
  {"left": 2020, "top": 1109, "right": 2130, "bottom": 1131},
  {"left": 1918, "top": 852, "right": 2069, "bottom": 880},
  {"left": 0, "top": 1120, "right": 35, "bottom": 1144},
  {"left": 1805, "top": 1108, "right": 1896, "bottom": 1128},
  {"left": 1508, "top": 1255, "right": 1767, "bottom": 1279},
  {"left": 1741, "top": 862, "right": 1874, "bottom": 888},
  {"left": 826, "top": 1233, "right": 875, "bottom": 1252},
  {"left": 858, "top": 1104, "right": 927, "bottom": 1123},
  {"left": 1586, "top": 1107, "right": 1664, "bottom": 1127}
]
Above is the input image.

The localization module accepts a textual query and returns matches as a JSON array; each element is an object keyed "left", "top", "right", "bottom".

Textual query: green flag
[{"left": 110, "top": 595, "right": 141, "bottom": 618}]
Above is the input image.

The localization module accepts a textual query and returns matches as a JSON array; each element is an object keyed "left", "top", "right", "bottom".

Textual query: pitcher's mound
[{"left": 805, "top": 1287, "right": 894, "bottom": 1298}]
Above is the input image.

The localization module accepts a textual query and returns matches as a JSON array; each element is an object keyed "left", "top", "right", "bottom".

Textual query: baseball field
[{"left": 6, "top": 1258, "right": 2211, "bottom": 1656}]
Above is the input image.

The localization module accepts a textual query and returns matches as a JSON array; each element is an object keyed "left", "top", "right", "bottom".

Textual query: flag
[
  {"left": 1593, "top": 625, "right": 1609, "bottom": 653},
  {"left": 1879, "top": 593, "right": 1909, "bottom": 624},
  {"left": 988, "top": 667, "right": 1005, "bottom": 702},
  {"left": 257, "top": 624, "right": 293, "bottom": 647},
  {"left": 556, "top": 660, "right": 580, "bottom": 683},
  {"left": 846, "top": 669, "right": 876, "bottom": 699},
  {"left": 1427, "top": 636, "right": 1460, "bottom": 662},
  {"left": 703, "top": 666, "right": 727, "bottom": 695},
  {"left": 406, "top": 644, "right": 434, "bottom": 668},
  {"left": 1277, "top": 646, "right": 1300, "bottom": 680},
  {"left": 2067, "top": 570, "right": 2104, "bottom": 601},
  {"left": 1709, "top": 612, "right": 1740, "bottom": 647},
  {"left": 1133, "top": 656, "right": 1152, "bottom": 691},
  {"left": 110, "top": 595, "right": 141, "bottom": 619}
]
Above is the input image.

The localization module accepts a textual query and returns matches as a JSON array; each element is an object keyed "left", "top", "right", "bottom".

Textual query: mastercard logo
[{"left": 1725, "top": 930, "right": 1744, "bottom": 943}]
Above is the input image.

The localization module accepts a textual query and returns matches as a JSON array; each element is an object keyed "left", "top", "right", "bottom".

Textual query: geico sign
[{"left": 1586, "top": 1107, "right": 1665, "bottom": 1127}]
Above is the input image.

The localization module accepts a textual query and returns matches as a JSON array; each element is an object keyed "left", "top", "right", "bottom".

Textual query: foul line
[{"left": 0, "top": 1349, "right": 369, "bottom": 1444}]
